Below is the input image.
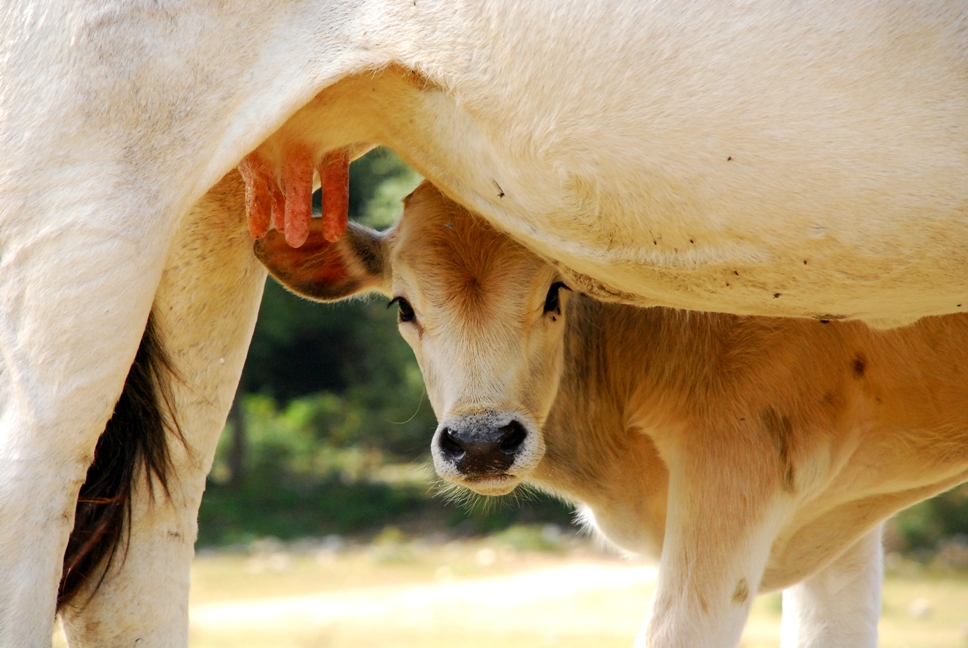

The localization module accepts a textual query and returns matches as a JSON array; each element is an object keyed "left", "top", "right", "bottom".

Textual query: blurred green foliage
[
  {"left": 893, "top": 484, "right": 968, "bottom": 554},
  {"left": 240, "top": 290, "right": 435, "bottom": 457}
]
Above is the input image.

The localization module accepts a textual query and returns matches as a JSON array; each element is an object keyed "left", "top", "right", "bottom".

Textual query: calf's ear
[{"left": 253, "top": 220, "right": 388, "bottom": 301}]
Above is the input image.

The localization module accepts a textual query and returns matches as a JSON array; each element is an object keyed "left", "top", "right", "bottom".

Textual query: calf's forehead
[{"left": 389, "top": 184, "right": 553, "bottom": 316}]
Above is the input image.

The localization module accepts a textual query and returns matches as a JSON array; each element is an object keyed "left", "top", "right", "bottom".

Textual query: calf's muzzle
[{"left": 437, "top": 420, "right": 528, "bottom": 477}]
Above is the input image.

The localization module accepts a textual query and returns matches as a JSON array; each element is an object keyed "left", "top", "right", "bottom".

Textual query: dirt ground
[{"left": 55, "top": 534, "right": 968, "bottom": 647}]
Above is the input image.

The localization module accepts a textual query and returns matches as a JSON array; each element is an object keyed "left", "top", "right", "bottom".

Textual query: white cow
[
  {"left": 257, "top": 181, "right": 968, "bottom": 647},
  {"left": 1, "top": 1, "right": 966, "bottom": 645}
]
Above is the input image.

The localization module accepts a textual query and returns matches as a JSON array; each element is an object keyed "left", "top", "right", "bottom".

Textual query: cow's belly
[
  {"left": 262, "top": 0, "right": 968, "bottom": 326},
  {"left": 375, "top": 1, "right": 968, "bottom": 327},
  {"left": 513, "top": 217, "right": 968, "bottom": 329},
  {"left": 399, "top": 114, "right": 968, "bottom": 328}
]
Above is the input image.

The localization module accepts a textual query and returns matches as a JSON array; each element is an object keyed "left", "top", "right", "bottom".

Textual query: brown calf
[{"left": 256, "top": 181, "right": 968, "bottom": 648}]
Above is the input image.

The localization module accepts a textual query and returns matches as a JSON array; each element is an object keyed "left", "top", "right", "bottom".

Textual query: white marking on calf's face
[{"left": 388, "top": 184, "right": 570, "bottom": 495}]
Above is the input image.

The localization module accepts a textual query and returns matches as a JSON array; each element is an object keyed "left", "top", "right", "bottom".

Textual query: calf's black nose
[{"left": 438, "top": 420, "right": 528, "bottom": 476}]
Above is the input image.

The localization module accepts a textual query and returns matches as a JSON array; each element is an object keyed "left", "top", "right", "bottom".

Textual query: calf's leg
[
  {"left": 780, "top": 522, "right": 883, "bottom": 648},
  {"left": 59, "top": 172, "right": 267, "bottom": 646},
  {"left": 636, "top": 429, "right": 790, "bottom": 648}
]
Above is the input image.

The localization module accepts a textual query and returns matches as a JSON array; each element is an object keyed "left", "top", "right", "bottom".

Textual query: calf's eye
[
  {"left": 543, "top": 282, "right": 569, "bottom": 315},
  {"left": 388, "top": 296, "right": 416, "bottom": 323}
]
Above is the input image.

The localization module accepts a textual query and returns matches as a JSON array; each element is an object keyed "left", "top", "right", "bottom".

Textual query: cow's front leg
[
  {"left": 636, "top": 428, "right": 791, "bottom": 648},
  {"left": 59, "top": 172, "right": 267, "bottom": 646},
  {"left": 780, "top": 522, "right": 883, "bottom": 648}
]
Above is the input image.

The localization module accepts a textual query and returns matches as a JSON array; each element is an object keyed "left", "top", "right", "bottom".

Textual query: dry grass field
[{"left": 55, "top": 530, "right": 968, "bottom": 647}]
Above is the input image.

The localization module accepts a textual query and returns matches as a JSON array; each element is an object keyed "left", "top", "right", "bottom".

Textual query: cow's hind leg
[
  {"left": 0, "top": 202, "right": 179, "bottom": 645},
  {"left": 780, "top": 523, "right": 883, "bottom": 648},
  {"left": 58, "top": 172, "right": 267, "bottom": 646}
]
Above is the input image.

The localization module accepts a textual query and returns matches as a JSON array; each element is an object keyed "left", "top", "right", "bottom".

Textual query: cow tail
[{"left": 58, "top": 310, "right": 183, "bottom": 609}]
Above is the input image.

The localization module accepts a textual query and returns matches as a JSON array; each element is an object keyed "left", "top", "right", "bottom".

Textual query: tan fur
[
  {"left": 258, "top": 181, "right": 968, "bottom": 645},
  {"left": 541, "top": 300, "right": 968, "bottom": 582},
  {"left": 409, "top": 187, "right": 968, "bottom": 580}
]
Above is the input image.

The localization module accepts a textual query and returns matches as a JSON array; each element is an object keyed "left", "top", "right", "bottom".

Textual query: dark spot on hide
[
  {"left": 822, "top": 391, "right": 844, "bottom": 409},
  {"left": 401, "top": 68, "right": 442, "bottom": 92},
  {"left": 816, "top": 314, "right": 845, "bottom": 323},
  {"left": 852, "top": 354, "right": 866, "bottom": 378},
  {"left": 761, "top": 407, "right": 795, "bottom": 493},
  {"left": 773, "top": 292, "right": 781, "bottom": 298},
  {"left": 732, "top": 579, "right": 749, "bottom": 604}
]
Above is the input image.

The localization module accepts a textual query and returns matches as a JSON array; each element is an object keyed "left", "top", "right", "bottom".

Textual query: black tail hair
[{"left": 58, "top": 311, "right": 182, "bottom": 609}]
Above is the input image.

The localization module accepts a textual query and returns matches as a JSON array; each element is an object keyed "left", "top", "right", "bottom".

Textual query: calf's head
[{"left": 254, "top": 181, "right": 572, "bottom": 495}]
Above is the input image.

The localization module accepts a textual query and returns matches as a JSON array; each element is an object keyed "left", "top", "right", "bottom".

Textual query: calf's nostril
[
  {"left": 498, "top": 421, "right": 528, "bottom": 454},
  {"left": 438, "top": 428, "right": 464, "bottom": 458}
]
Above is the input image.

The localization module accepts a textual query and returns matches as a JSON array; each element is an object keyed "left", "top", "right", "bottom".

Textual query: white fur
[
  {"left": 2, "top": 0, "right": 966, "bottom": 643},
  {"left": 780, "top": 524, "right": 884, "bottom": 648},
  {"left": 55, "top": 174, "right": 266, "bottom": 646}
]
